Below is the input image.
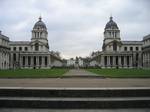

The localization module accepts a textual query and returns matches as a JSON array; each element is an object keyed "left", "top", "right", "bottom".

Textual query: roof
[
  {"left": 122, "top": 41, "right": 142, "bottom": 45},
  {"left": 105, "top": 16, "right": 119, "bottom": 30},
  {"left": 143, "top": 34, "right": 150, "bottom": 40},
  {"left": 0, "top": 33, "right": 9, "bottom": 41},
  {"left": 9, "top": 41, "right": 30, "bottom": 45},
  {"left": 33, "top": 17, "right": 47, "bottom": 29}
]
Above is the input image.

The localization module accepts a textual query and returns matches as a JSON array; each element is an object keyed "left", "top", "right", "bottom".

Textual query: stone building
[
  {"left": 0, "top": 31, "right": 10, "bottom": 69},
  {"left": 90, "top": 16, "right": 145, "bottom": 68},
  {"left": 0, "top": 16, "right": 150, "bottom": 69},
  {"left": 9, "top": 17, "right": 62, "bottom": 69},
  {"left": 143, "top": 34, "right": 150, "bottom": 68}
]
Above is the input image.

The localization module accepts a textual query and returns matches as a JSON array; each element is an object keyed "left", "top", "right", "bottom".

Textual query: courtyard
[
  {"left": 87, "top": 68, "right": 150, "bottom": 78},
  {"left": 0, "top": 69, "right": 68, "bottom": 78},
  {"left": 0, "top": 68, "right": 150, "bottom": 78},
  {"left": 0, "top": 69, "right": 150, "bottom": 87}
]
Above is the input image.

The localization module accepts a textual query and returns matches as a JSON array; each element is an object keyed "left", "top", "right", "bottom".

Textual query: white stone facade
[
  {"left": 143, "top": 34, "right": 150, "bottom": 68},
  {"left": 8, "top": 17, "right": 62, "bottom": 69},
  {"left": 0, "top": 31, "right": 10, "bottom": 70},
  {"left": 0, "top": 16, "right": 150, "bottom": 69},
  {"left": 67, "top": 59, "right": 75, "bottom": 67},
  {"left": 91, "top": 16, "right": 149, "bottom": 68}
]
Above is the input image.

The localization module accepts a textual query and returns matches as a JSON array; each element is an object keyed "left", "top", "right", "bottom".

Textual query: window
[
  {"left": 45, "top": 56, "right": 47, "bottom": 66},
  {"left": 40, "top": 32, "right": 42, "bottom": 38},
  {"left": 23, "top": 56, "right": 25, "bottom": 66},
  {"left": 109, "top": 32, "right": 111, "bottom": 36},
  {"left": 38, "top": 32, "right": 40, "bottom": 38},
  {"left": 124, "top": 47, "right": 127, "bottom": 51},
  {"left": 115, "top": 32, "right": 117, "bottom": 37},
  {"left": 35, "top": 32, "right": 36, "bottom": 38},
  {"left": 13, "top": 53, "right": 16, "bottom": 61},
  {"left": 13, "top": 47, "right": 16, "bottom": 51},
  {"left": 28, "top": 56, "right": 31, "bottom": 65},
  {"left": 25, "top": 47, "right": 28, "bottom": 51},
  {"left": 130, "top": 47, "right": 133, "bottom": 51},
  {"left": 39, "top": 56, "right": 42, "bottom": 65},
  {"left": 136, "top": 47, "right": 139, "bottom": 51},
  {"left": 113, "top": 42, "right": 117, "bottom": 51},
  {"left": 35, "top": 43, "right": 39, "bottom": 51},
  {"left": 19, "top": 47, "right": 22, "bottom": 51}
]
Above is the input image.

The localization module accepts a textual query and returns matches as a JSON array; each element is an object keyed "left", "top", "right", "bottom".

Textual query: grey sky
[{"left": 0, "top": 0, "right": 150, "bottom": 59}]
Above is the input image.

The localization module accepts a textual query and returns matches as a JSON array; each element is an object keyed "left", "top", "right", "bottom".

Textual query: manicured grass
[
  {"left": 87, "top": 69, "right": 150, "bottom": 78},
  {"left": 0, "top": 69, "right": 69, "bottom": 78}
]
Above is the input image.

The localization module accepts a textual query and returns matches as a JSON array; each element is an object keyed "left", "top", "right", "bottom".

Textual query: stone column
[
  {"left": 36, "top": 56, "right": 39, "bottom": 68},
  {"left": 10, "top": 53, "right": 13, "bottom": 69},
  {"left": 26, "top": 56, "right": 28, "bottom": 68},
  {"left": 138, "top": 53, "right": 142, "bottom": 68},
  {"left": 118, "top": 56, "right": 122, "bottom": 68},
  {"left": 147, "top": 53, "right": 150, "bottom": 67},
  {"left": 49, "top": 55, "right": 51, "bottom": 68},
  {"left": 145, "top": 53, "right": 147, "bottom": 67},
  {"left": 105, "top": 56, "right": 107, "bottom": 67},
  {"left": 130, "top": 56, "right": 133, "bottom": 67},
  {"left": 124, "top": 56, "right": 127, "bottom": 67},
  {"left": 143, "top": 53, "right": 145, "bottom": 67},
  {"left": 106, "top": 56, "right": 108, "bottom": 67},
  {"left": 42, "top": 56, "right": 45, "bottom": 68},
  {"left": 0, "top": 52, "right": 1, "bottom": 69},
  {"left": 47, "top": 56, "right": 49, "bottom": 68},
  {"left": 101, "top": 55, "right": 104, "bottom": 68},
  {"left": 20, "top": 56, "right": 22, "bottom": 68},
  {"left": 107, "top": 56, "right": 110, "bottom": 67},
  {"left": 113, "top": 56, "right": 116, "bottom": 67},
  {"left": 30, "top": 56, "right": 33, "bottom": 68}
]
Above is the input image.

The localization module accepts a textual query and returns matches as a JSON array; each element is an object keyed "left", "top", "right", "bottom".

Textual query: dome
[
  {"left": 105, "top": 16, "right": 118, "bottom": 29},
  {"left": 33, "top": 16, "right": 47, "bottom": 29}
]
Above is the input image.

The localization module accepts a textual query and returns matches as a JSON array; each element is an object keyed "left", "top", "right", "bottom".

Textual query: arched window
[
  {"left": 115, "top": 32, "right": 117, "bottom": 37},
  {"left": 40, "top": 32, "right": 42, "bottom": 38},
  {"left": 35, "top": 32, "right": 36, "bottom": 38},
  {"left": 13, "top": 53, "right": 16, "bottom": 61},
  {"left": 35, "top": 43, "right": 39, "bottom": 51},
  {"left": 45, "top": 56, "right": 47, "bottom": 66},
  {"left": 113, "top": 41, "right": 117, "bottom": 51}
]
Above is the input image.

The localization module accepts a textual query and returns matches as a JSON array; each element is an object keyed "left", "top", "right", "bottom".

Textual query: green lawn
[
  {"left": 0, "top": 69, "right": 68, "bottom": 78},
  {"left": 87, "top": 69, "right": 150, "bottom": 78}
]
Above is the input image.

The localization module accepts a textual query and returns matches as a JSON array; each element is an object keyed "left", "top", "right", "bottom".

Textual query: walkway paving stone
[
  {"left": 0, "top": 108, "right": 150, "bottom": 112},
  {"left": 64, "top": 69, "right": 98, "bottom": 77},
  {"left": 0, "top": 78, "right": 150, "bottom": 88}
]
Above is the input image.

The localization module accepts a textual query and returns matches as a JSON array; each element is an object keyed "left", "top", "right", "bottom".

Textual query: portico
[
  {"left": 20, "top": 53, "right": 51, "bottom": 69},
  {"left": 101, "top": 54, "right": 133, "bottom": 68}
]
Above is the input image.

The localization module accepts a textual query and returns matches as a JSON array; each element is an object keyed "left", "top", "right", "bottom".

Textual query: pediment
[
  {"left": 30, "top": 40, "right": 45, "bottom": 46},
  {"left": 106, "top": 40, "right": 122, "bottom": 46}
]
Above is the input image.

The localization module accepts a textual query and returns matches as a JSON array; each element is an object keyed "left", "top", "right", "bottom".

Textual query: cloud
[{"left": 0, "top": 0, "right": 150, "bottom": 59}]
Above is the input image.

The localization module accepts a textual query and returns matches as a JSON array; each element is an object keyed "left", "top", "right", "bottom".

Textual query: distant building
[
  {"left": 143, "top": 34, "right": 150, "bottom": 68},
  {"left": 0, "top": 31, "right": 10, "bottom": 69},
  {"left": 66, "top": 57, "right": 84, "bottom": 68},
  {"left": 90, "top": 16, "right": 149, "bottom": 68},
  {"left": 0, "top": 17, "right": 63, "bottom": 69},
  {"left": 67, "top": 58, "right": 75, "bottom": 67},
  {"left": 0, "top": 16, "right": 150, "bottom": 69}
]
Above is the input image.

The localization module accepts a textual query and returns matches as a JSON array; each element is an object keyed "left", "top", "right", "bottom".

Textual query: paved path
[
  {"left": 0, "top": 69, "right": 150, "bottom": 88},
  {"left": 0, "top": 108, "right": 150, "bottom": 112},
  {"left": 0, "top": 78, "right": 150, "bottom": 88},
  {"left": 64, "top": 69, "right": 98, "bottom": 77}
]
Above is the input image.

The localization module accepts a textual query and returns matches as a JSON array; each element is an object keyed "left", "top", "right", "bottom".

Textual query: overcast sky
[{"left": 0, "top": 0, "right": 150, "bottom": 59}]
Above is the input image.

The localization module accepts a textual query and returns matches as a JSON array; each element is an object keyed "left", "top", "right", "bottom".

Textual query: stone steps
[{"left": 0, "top": 87, "right": 150, "bottom": 108}]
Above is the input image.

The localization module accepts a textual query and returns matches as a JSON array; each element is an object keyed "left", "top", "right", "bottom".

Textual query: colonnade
[
  {"left": 143, "top": 52, "right": 150, "bottom": 68},
  {"left": 101, "top": 55, "right": 133, "bottom": 68},
  {"left": 20, "top": 55, "right": 51, "bottom": 69}
]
